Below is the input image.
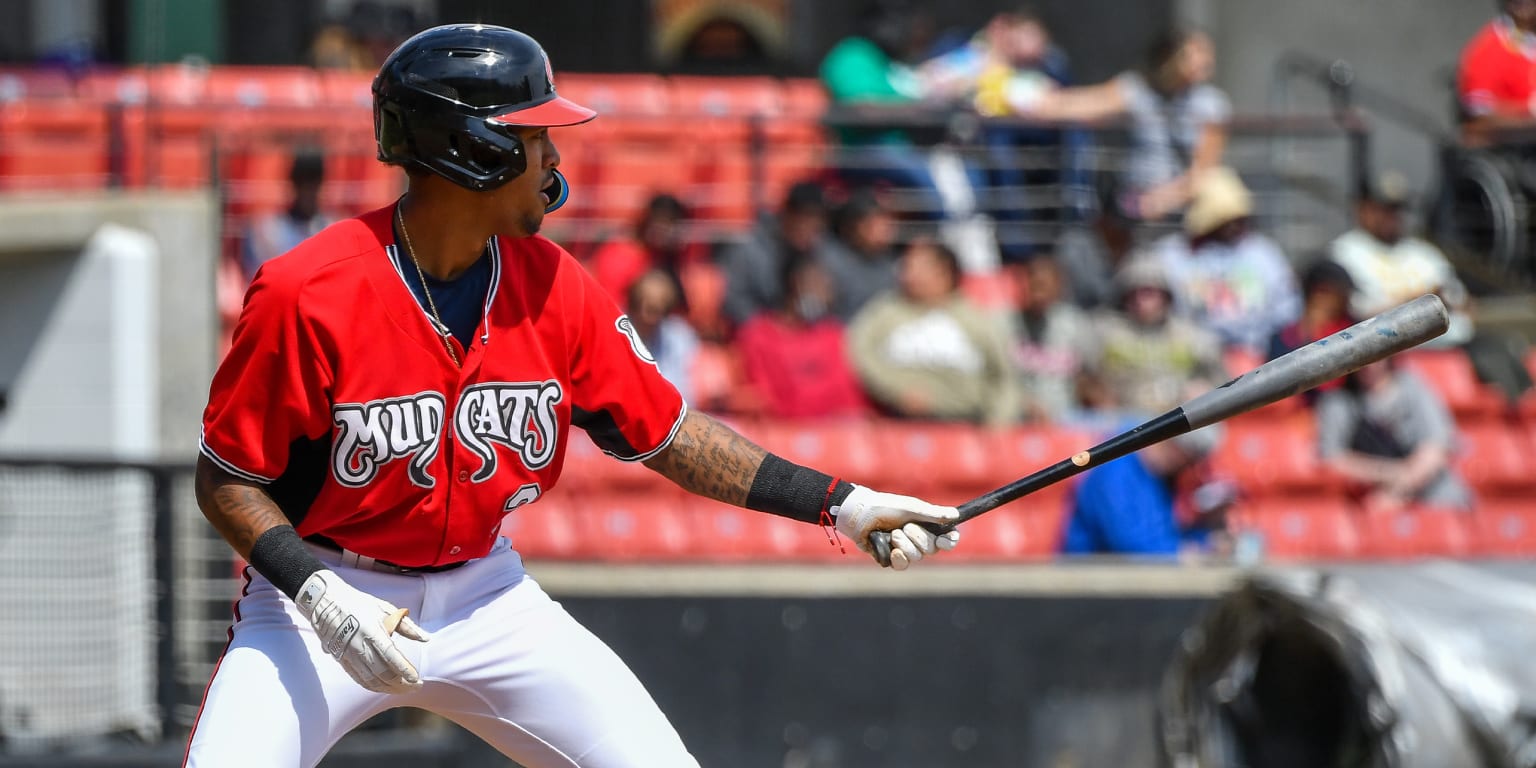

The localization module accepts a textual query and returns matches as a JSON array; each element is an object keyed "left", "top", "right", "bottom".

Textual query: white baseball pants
[{"left": 184, "top": 537, "right": 699, "bottom": 767}]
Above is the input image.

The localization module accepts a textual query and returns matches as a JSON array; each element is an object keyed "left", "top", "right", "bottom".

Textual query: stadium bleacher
[{"left": 3, "top": 65, "right": 1535, "bottom": 564}]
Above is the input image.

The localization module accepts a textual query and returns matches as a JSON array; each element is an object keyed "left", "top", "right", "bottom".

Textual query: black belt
[{"left": 305, "top": 535, "right": 469, "bottom": 574}]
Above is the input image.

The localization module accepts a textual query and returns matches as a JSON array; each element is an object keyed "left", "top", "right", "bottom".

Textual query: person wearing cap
[
  {"left": 1081, "top": 253, "right": 1226, "bottom": 417},
  {"left": 1329, "top": 172, "right": 1474, "bottom": 346},
  {"left": 1154, "top": 166, "right": 1301, "bottom": 356},
  {"left": 1060, "top": 420, "right": 1233, "bottom": 557}
]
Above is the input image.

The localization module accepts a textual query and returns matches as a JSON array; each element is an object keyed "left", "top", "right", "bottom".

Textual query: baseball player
[{"left": 186, "top": 24, "right": 961, "bottom": 767}]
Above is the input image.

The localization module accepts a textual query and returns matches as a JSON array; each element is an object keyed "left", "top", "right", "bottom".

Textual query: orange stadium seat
[
  {"left": 871, "top": 422, "right": 996, "bottom": 497},
  {"left": 558, "top": 73, "right": 673, "bottom": 117},
  {"left": 1470, "top": 498, "right": 1536, "bottom": 557},
  {"left": 319, "top": 70, "right": 375, "bottom": 109},
  {"left": 695, "top": 498, "right": 846, "bottom": 562},
  {"left": 1355, "top": 506, "right": 1473, "bottom": 559},
  {"left": 991, "top": 426, "right": 1096, "bottom": 487},
  {"left": 202, "top": 67, "right": 324, "bottom": 108},
  {"left": 780, "top": 78, "right": 829, "bottom": 117},
  {"left": 1396, "top": 349, "right": 1504, "bottom": 421},
  {"left": 667, "top": 76, "right": 784, "bottom": 117},
  {"left": 0, "top": 68, "right": 75, "bottom": 100},
  {"left": 749, "top": 420, "right": 883, "bottom": 486},
  {"left": 501, "top": 495, "right": 584, "bottom": 560},
  {"left": 1232, "top": 496, "right": 1360, "bottom": 561},
  {"left": 945, "top": 490, "right": 1070, "bottom": 560}
]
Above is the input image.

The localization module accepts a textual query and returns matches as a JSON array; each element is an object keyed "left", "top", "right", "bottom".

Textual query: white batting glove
[
  {"left": 294, "top": 570, "right": 431, "bottom": 694},
  {"left": 832, "top": 485, "right": 961, "bottom": 569}
]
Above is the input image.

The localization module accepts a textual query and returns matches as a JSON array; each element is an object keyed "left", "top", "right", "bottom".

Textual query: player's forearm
[
  {"left": 643, "top": 410, "right": 765, "bottom": 506},
  {"left": 644, "top": 410, "right": 853, "bottom": 524},
  {"left": 194, "top": 455, "right": 293, "bottom": 559}
]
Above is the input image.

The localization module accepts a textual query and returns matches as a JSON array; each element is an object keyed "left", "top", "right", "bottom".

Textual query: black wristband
[
  {"left": 745, "top": 453, "right": 855, "bottom": 525},
  {"left": 249, "top": 525, "right": 327, "bottom": 600}
]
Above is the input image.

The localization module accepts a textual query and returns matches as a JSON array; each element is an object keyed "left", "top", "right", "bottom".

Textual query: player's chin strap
[{"left": 543, "top": 169, "right": 571, "bottom": 214}]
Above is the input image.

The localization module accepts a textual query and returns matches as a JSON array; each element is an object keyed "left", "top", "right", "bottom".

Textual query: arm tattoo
[
  {"left": 642, "top": 410, "right": 766, "bottom": 506},
  {"left": 194, "top": 455, "right": 294, "bottom": 560}
]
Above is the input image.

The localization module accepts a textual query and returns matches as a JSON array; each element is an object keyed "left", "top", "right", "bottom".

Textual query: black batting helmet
[{"left": 373, "top": 24, "right": 595, "bottom": 193}]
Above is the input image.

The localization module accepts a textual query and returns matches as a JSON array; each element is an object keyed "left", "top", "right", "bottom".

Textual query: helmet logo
[{"left": 543, "top": 51, "right": 556, "bottom": 93}]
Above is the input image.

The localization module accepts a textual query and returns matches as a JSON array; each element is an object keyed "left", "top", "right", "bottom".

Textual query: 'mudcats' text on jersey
[{"left": 330, "top": 381, "right": 562, "bottom": 489}]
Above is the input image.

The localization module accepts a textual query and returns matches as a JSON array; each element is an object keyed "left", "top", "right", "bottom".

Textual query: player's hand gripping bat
[{"left": 869, "top": 293, "right": 1451, "bottom": 567}]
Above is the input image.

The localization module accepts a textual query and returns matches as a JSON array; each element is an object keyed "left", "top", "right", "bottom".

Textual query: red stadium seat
[
  {"left": 1396, "top": 350, "right": 1503, "bottom": 421},
  {"left": 202, "top": 67, "right": 324, "bottom": 108},
  {"left": 1231, "top": 496, "right": 1360, "bottom": 561},
  {"left": 501, "top": 495, "right": 584, "bottom": 560},
  {"left": 990, "top": 426, "right": 1096, "bottom": 489},
  {"left": 0, "top": 102, "right": 111, "bottom": 190},
  {"left": 780, "top": 78, "right": 829, "bottom": 117},
  {"left": 1355, "top": 506, "right": 1473, "bottom": 559},
  {"left": 1470, "top": 499, "right": 1536, "bottom": 557},
  {"left": 1454, "top": 422, "right": 1536, "bottom": 495},
  {"left": 0, "top": 68, "right": 75, "bottom": 100},
  {"left": 872, "top": 422, "right": 995, "bottom": 497},
  {"left": 319, "top": 70, "right": 375, "bottom": 109},
  {"left": 959, "top": 270, "right": 1017, "bottom": 309},
  {"left": 945, "top": 490, "right": 1069, "bottom": 561},
  {"left": 695, "top": 499, "right": 846, "bottom": 562},
  {"left": 1213, "top": 416, "right": 1336, "bottom": 495},
  {"left": 572, "top": 494, "right": 699, "bottom": 560},
  {"left": 557, "top": 74, "right": 673, "bottom": 117},
  {"left": 557, "top": 434, "right": 673, "bottom": 494},
  {"left": 667, "top": 76, "right": 784, "bottom": 117},
  {"left": 750, "top": 420, "right": 883, "bottom": 487}
]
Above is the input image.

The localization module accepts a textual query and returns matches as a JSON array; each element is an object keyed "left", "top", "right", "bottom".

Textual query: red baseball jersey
[
  {"left": 201, "top": 205, "right": 686, "bottom": 566},
  {"left": 1459, "top": 19, "right": 1536, "bottom": 117}
]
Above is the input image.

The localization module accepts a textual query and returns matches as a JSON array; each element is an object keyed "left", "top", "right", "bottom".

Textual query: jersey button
[
  {"left": 449, "top": 546, "right": 462, "bottom": 556},
  {"left": 457, "top": 470, "right": 469, "bottom": 482}
]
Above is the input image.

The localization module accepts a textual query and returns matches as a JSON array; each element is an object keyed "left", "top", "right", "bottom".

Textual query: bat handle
[{"left": 868, "top": 521, "right": 957, "bottom": 568}]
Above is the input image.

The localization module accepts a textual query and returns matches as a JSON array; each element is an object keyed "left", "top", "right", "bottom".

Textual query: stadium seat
[
  {"left": 572, "top": 494, "right": 699, "bottom": 560},
  {"left": 1355, "top": 506, "right": 1473, "bottom": 560},
  {"left": 557, "top": 433, "right": 673, "bottom": 494},
  {"left": 749, "top": 420, "right": 883, "bottom": 486},
  {"left": 1470, "top": 498, "right": 1536, "bottom": 557},
  {"left": 780, "top": 78, "right": 829, "bottom": 117},
  {"left": 202, "top": 67, "right": 323, "bottom": 108},
  {"left": 0, "top": 102, "right": 111, "bottom": 190},
  {"left": 696, "top": 498, "right": 846, "bottom": 562},
  {"left": 945, "top": 490, "right": 1070, "bottom": 561},
  {"left": 667, "top": 76, "right": 784, "bottom": 117},
  {"left": 0, "top": 68, "right": 75, "bottom": 100},
  {"left": 960, "top": 269, "right": 1017, "bottom": 309},
  {"left": 557, "top": 73, "right": 673, "bottom": 117},
  {"left": 501, "top": 495, "right": 583, "bottom": 560},
  {"left": 872, "top": 422, "right": 995, "bottom": 497},
  {"left": 1213, "top": 415, "right": 1336, "bottom": 495},
  {"left": 1231, "top": 496, "right": 1360, "bottom": 561},
  {"left": 1396, "top": 350, "right": 1503, "bottom": 421},
  {"left": 319, "top": 70, "right": 374, "bottom": 109},
  {"left": 991, "top": 426, "right": 1097, "bottom": 488},
  {"left": 1453, "top": 421, "right": 1536, "bottom": 495}
]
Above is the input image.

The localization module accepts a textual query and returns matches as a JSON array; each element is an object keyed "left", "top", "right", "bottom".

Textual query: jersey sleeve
[
  {"left": 564, "top": 258, "right": 686, "bottom": 461},
  {"left": 200, "top": 268, "right": 334, "bottom": 483}
]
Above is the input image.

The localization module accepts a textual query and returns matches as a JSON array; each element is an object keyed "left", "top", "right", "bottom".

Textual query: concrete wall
[
  {"left": 1183, "top": 0, "right": 1488, "bottom": 198},
  {"left": 0, "top": 192, "right": 218, "bottom": 460}
]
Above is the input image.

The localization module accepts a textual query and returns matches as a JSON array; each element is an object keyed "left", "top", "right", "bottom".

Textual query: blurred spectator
[
  {"left": 1331, "top": 174, "right": 1532, "bottom": 404},
  {"left": 1017, "top": 29, "right": 1229, "bottom": 222},
  {"left": 818, "top": 0, "right": 948, "bottom": 219},
  {"left": 1457, "top": 0, "right": 1536, "bottom": 137},
  {"left": 585, "top": 193, "right": 709, "bottom": 310},
  {"left": 823, "top": 189, "right": 900, "bottom": 320},
  {"left": 847, "top": 238, "right": 1019, "bottom": 426},
  {"left": 1053, "top": 183, "right": 1140, "bottom": 310},
  {"left": 720, "top": 181, "right": 841, "bottom": 328},
  {"left": 626, "top": 269, "right": 700, "bottom": 404},
  {"left": 1155, "top": 166, "right": 1301, "bottom": 356},
  {"left": 1330, "top": 173, "right": 1472, "bottom": 344},
  {"left": 311, "top": 2, "right": 420, "bottom": 71},
  {"left": 735, "top": 256, "right": 870, "bottom": 419},
  {"left": 921, "top": 8, "right": 1083, "bottom": 259},
  {"left": 1061, "top": 424, "right": 1233, "bottom": 557},
  {"left": 1005, "top": 254, "right": 1095, "bottom": 422},
  {"left": 1268, "top": 258, "right": 1356, "bottom": 360},
  {"left": 1082, "top": 254, "right": 1225, "bottom": 415},
  {"left": 241, "top": 149, "right": 333, "bottom": 281},
  {"left": 1316, "top": 360, "right": 1473, "bottom": 513}
]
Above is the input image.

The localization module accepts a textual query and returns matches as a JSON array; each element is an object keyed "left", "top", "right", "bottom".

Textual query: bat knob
[{"left": 870, "top": 531, "right": 894, "bottom": 568}]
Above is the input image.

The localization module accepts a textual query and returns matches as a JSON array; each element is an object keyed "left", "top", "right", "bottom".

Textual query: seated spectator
[
  {"left": 626, "top": 270, "right": 700, "bottom": 404},
  {"left": 735, "top": 256, "right": 870, "bottom": 419},
  {"left": 1316, "top": 359, "right": 1474, "bottom": 513},
  {"left": 241, "top": 148, "right": 334, "bottom": 280},
  {"left": 1268, "top": 258, "right": 1357, "bottom": 361},
  {"left": 1082, "top": 254, "right": 1225, "bottom": 416},
  {"left": 848, "top": 237, "right": 1019, "bottom": 426},
  {"left": 1061, "top": 424, "right": 1234, "bottom": 557},
  {"left": 719, "top": 181, "right": 842, "bottom": 329},
  {"left": 1006, "top": 254, "right": 1096, "bottom": 423},
  {"left": 1012, "top": 29, "right": 1229, "bottom": 222},
  {"left": 1155, "top": 167, "right": 1301, "bottom": 356},
  {"left": 1331, "top": 173, "right": 1532, "bottom": 404},
  {"left": 1457, "top": 0, "right": 1536, "bottom": 141},
  {"left": 824, "top": 188, "right": 900, "bottom": 320},
  {"left": 585, "top": 192, "right": 710, "bottom": 310},
  {"left": 818, "top": 1, "right": 949, "bottom": 219}
]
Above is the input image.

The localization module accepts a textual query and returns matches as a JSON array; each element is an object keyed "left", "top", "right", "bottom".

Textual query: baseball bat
[{"left": 869, "top": 293, "right": 1450, "bottom": 567}]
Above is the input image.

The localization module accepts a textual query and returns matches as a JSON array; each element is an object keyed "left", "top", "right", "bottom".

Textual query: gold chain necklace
[{"left": 395, "top": 205, "right": 461, "bottom": 367}]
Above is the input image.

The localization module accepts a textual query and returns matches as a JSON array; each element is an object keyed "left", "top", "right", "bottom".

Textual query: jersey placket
[{"left": 434, "top": 242, "right": 500, "bottom": 564}]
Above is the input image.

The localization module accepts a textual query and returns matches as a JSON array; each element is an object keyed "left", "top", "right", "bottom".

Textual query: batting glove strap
[
  {"left": 831, "top": 485, "right": 961, "bottom": 570},
  {"left": 294, "top": 570, "right": 430, "bottom": 694}
]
